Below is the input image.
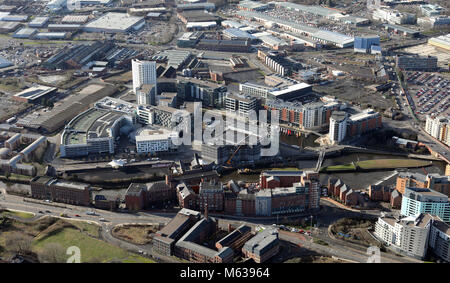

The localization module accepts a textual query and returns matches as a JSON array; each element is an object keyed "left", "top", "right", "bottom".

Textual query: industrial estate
[{"left": 0, "top": 0, "right": 449, "bottom": 267}]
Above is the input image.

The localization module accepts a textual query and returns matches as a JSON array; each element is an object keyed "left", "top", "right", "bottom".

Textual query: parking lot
[{"left": 405, "top": 71, "right": 450, "bottom": 120}]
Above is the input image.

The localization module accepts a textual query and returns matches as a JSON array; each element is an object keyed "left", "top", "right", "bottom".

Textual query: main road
[{"left": 0, "top": 191, "right": 421, "bottom": 263}]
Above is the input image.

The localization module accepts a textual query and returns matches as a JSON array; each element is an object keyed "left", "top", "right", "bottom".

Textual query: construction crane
[
  {"left": 226, "top": 134, "right": 249, "bottom": 165},
  {"left": 226, "top": 144, "right": 244, "bottom": 165}
]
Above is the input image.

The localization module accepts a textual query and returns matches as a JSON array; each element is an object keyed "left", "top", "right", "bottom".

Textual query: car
[
  {"left": 99, "top": 218, "right": 107, "bottom": 222},
  {"left": 45, "top": 210, "right": 51, "bottom": 213},
  {"left": 74, "top": 214, "right": 81, "bottom": 217},
  {"left": 38, "top": 211, "right": 43, "bottom": 214}
]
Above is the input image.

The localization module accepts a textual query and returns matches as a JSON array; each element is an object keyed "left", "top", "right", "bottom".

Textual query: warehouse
[
  {"left": 0, "top": 21, "right": 20, "bottom": 33},
  {"left": 0, "top": 56, "right": 13, "bottom": 69},
  {"left": 310, "top": 30, "right": 354, "bottom": 48},
  {"left": 12, "top": 27, "right": 37, "bottom": 38},
  {"left": 222, "top": 28, "right": 256, "bottom": 41},
  {"left": 196, "top": 39, "right": 251, "bottom": 53},
  {"left": 0, "top": 14, "right": 28, "bottom": 22},
  {"left": 428, "top": 34, "right": 450, "bottom": 51},
  {"left": 34, "top": 32, "right": 69, "bottom": 40},
  {"left": 28, "top": 16, "right": 49, "bottom": 28},
  {"left": 84, "top": 12, "right": 145, "bottom": 33},
  {"left": 47, "top": 24, "right": 82, "bottom": 32},
  {"left": 12, "top": 85, "right": 57, "bottom": 104},
  {"left": 62, "top": 15, "right": 90, "bottom": 24}
]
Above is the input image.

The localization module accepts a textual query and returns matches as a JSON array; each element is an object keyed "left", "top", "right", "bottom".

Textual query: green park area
[
  {"left": 0, "top": 210, "right": 35, "bottom": 219},
  {"left": 0, "top": 215, "right": 154, "bottom": 263},
  {"left": 321, "top": 159, "right": 431, "bottom": 172}
]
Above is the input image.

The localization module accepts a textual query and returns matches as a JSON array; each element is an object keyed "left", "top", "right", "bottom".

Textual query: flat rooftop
[
  {"left": 13, "top": 85, "right": 56, "bottom": 101},
  {"left": 84, "top": 12, "right": 144, "bottom": 32}
]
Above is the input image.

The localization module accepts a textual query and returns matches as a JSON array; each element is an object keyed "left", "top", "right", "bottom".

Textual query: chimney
[{"left": 165, "top": 174, "right": 171, "bottom": 186}]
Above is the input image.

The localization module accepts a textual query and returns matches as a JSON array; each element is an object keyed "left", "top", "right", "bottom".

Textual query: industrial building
[
  {"left": 354, "top": 36, "right": 381, "bottom": 54},
  {"left": 34, "top": 32, "right": 69, "bottom": 40},
  {"left": 44, "top": 41, "right": 139, "bottom": 70},
  {"left": 28, "top": 16, "right": 49, "bottom": 28},
  {"left": 396, "top": 55, "right": 438, "bottom": 71},
  {"left": 236, "top": 10, "right": 354, "bottom": 48},
  {"left": 84, "top": 12, "right": 145, "bottom": 33},
  {"left": 0, "top": 56, "right": 13, "bottom": 68},
  {"left": 428, "top": 34, "right": 450, "bottom": 52},
  {"left": 382, "top": 23, "right": 420, "bottom": 37},
  {"left": 0, "top": 21, "right": 20, "bottom": 33},
  {"left": 12, "top": 85, "right": 57, "bottom": 104},
  {"left": 196, "top": 39, "right": 251, "bottom": 53},
  {"left": 12, "top": 27, "right": 37, "bottom": 39}
]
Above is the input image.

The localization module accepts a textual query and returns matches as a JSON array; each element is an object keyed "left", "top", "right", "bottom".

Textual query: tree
[
  {"left": 38, "top": 243, "right": 66, "bottom": 263},
  {"left": 5, "top": 233, "right": 33, "bottom": 255}
]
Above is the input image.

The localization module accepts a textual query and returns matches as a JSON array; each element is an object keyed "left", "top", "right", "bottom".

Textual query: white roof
[
  {"left": 84, "top": 12, "right": 144, "bottom": 32},
  {"left": 270, "top": 83, "right": 311, "bottom": 96},
  {"left": 186, "top": 21, "right": 217, "bottom": 28}
]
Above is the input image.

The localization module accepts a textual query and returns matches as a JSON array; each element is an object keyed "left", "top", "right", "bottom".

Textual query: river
[{"left": 220, "top": 152, "right": 447, "bottom": 190}]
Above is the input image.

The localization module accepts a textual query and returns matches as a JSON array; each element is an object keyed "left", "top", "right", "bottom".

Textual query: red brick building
[
  {"left": 260, "top": 170, "right": 304, "bottom": 189},
  {"left": 30, "top": 176, "right": 91, "bottom": 206},
  {"left": 369, "top": 185, "right": 393, "bottom": 202}
]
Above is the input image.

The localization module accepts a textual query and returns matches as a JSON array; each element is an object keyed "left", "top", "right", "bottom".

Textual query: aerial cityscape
[{"left": 0, "top": 0, "right": 449, "bottom": 269}]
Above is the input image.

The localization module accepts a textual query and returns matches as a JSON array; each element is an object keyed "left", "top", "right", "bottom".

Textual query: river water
[{"left": 220, "top": 152, "right": 447, "bottom": 190}]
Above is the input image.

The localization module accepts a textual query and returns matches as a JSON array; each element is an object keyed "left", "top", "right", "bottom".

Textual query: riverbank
[{"left": 320, "top": 159, "right": 432, "bottom": 173}]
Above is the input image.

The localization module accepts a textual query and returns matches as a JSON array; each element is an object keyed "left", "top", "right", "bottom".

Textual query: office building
[
  {"left": 225, "top": 93, "right": 258, "bottom": 116},
  {"left": 135, "top": 128, "right": 178, "bottom": 154}
]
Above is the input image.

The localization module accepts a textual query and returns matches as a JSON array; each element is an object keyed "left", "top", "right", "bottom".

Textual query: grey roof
[
  {"left": 243, "top": 228, "right": 278, "bottom": 256},
  {"left": 216, "top": 224, "right": 252, "bottom": 247}
]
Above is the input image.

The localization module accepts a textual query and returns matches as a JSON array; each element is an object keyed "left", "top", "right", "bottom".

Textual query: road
[{"left": 0, "top": 192, "right": 422, "bottom": 263}]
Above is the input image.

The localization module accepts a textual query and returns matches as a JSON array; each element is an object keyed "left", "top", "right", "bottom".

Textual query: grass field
[
  {"left": 357, "top": 159, "right": 431, "bottom": 170},
  {"left": 33, "top": 227, "right": 153, "bottom": 263},
  {"left": 0, "top": 216, "right": 154, "bottom": 263},
  {"left": 321, "top": 159, "right": 431, "bottom": 172},
  {"left": 0, "top": 210, "right": 35, "bottom": 219}
]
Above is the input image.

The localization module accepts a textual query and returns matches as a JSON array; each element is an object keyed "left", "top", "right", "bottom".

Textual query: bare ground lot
[
  {"left": 314, "top": 79, "right": 395, "bottom": 111},
  {"left": 112, "top": 224, "right": 159, "bottom": 245}
]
